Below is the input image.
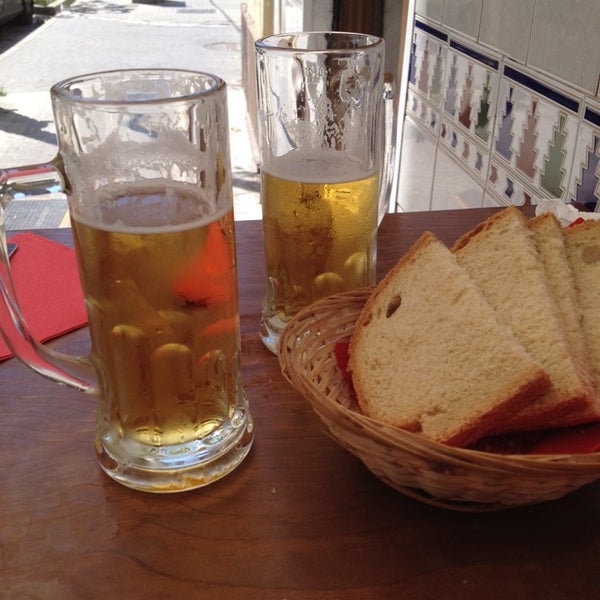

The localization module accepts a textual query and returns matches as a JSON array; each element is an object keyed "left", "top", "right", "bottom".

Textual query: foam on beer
[
  {"left": 71, "top": 179, "right": 232, "bottom": 235},
  {"left": 264, "top": 148, "right": 376, "bottom": 184}
]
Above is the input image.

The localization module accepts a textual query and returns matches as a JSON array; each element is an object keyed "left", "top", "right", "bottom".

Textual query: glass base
[
  {"left": 95, "top": 401, "right": 254, "bottom": 493},
  {"left": 259, "top": 312, "right": 289, "bottom": 355}
]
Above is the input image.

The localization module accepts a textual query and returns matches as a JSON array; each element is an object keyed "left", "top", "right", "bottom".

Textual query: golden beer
[
  {"left": 71, "top": 188, "right": 247, "bottom": 473},
  {"left": 260, "top": 162, "right": 378, "bottom": 350},
  {"left": 256, "top": 33, "right": 386, "bottom": 353},
  {"left": 0, "top": 69, "right": 253, "bottom": 491}
]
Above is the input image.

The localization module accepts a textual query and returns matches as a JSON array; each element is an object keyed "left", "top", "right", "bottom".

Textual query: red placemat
[{"left": 1, "top": 232, "right": 88, "bottom": 361}]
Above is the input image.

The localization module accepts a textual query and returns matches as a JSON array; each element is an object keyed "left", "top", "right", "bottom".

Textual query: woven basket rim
[
  {"left": 278, "top": 289, "right": 600, "bottom": 472},
  {"left": 316, "top": 374, "right": 600, "bottom": 472}
]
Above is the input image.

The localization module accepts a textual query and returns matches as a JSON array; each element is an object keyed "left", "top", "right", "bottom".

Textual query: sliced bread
[
  {"left": 530, "top": 213, "right": 600, "bottom": 427},
  {"left": 452, "top": 206, "right": 593, "bottom": 431},
  {"left": 564, "top": 219, "right": 600, "bottom": 421},
  {"left": 348, "top": 231, "right": 551, "bottom": 447}
]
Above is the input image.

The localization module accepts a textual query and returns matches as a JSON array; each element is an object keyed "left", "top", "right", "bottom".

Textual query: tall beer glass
[
  {"left": 0, "top": 69, "right": 253, "bottom": 492},
  {"left": 255, "top": 32, "right": 387, "bottom": 353}
]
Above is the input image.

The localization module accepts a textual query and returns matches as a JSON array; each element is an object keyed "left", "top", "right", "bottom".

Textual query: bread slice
[
  {"left": 452, "top": 206, "right": 593, "bottom": 431},
  {"left": 348, "top": 231, "right": 551, "bottom": 447},
  {"left": 530, "top": 213, "right": 600, "bottom": 427},
  {"left": 564, "top": 219, "right": 600, "bottom": 423}
]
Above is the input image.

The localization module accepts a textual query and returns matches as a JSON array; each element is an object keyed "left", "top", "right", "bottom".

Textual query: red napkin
[
  {"left": 529, "top": 424, "right": 600, "bottom": 455},
  {"left": 0, "top": 232, "right": 88, "bottom": 361}
]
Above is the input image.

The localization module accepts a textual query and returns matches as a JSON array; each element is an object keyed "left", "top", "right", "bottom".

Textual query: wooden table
[{"left": 2, "top": 207, "right": 599, "bottom": 599}]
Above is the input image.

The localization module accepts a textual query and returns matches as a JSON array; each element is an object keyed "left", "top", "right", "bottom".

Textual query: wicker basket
[{"left": 278, "top": 289, "right": 600, "bottom": 512}]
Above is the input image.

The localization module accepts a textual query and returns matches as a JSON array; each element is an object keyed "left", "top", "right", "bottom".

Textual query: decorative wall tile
[
  {"left": 399, "top": 19, "right": 500, "bottom": 211},
  {"left": 442, "top": 40, "right": 500, "bottom": 150},
  {"left": 489, "top": 65, "right": 580, "bottom": 205},
  {"left": 440, "top": 120, "right": 490, "bottom": 181},
  {"left": 568, "top": 104, "right": 600, "bottom": 209},
  {"left": 396, "top": 9, "right": 600, "bottom": 215},
  {"left": 406, "top": 88, "right": 442, "bottom": 137},
  {"left": 409, "top": 21, "right": 448, "bottom": 108},
  {"left": 487, "top": 158, "right": 536, "bottom": 206}
]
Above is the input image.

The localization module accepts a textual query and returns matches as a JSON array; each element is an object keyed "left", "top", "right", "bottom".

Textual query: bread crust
[
  {"left": 349, "top": 231, "right": 550, "bottom": 447},
  {"left": 529, "top": 213, "right": 600, "bottom": 428},
  {"left": 563, "top": 218, "right": 600, "bottom": 424},
  {"left": 452, "top": 206, "right": 593, "bottom": 431},
  {"left": 347, "top": 208, "right": 600, "bottom": 447}
]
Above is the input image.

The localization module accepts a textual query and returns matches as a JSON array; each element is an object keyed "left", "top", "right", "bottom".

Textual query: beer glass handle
[
  {"left": 378, "top": 73, "right": 398, "bottom": 225},
  {"left": 0, "top": 155, "right": 66, "bottom": 202},
  {"left": 0, "top": 158, "right": 97, "bottom": 393}
]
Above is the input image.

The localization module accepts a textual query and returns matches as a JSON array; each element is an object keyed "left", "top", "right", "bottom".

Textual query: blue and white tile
[{"left": 568, "top": 102, "right": 600, "bottom": 208}]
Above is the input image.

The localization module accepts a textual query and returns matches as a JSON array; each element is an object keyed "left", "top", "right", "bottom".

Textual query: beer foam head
[
  {"left": 56, "top": 90, "right": 234, "bottom": 231},
  {"left": 72, "top": 180, "right": 232, "bottom": 234},
  {"left": 264, "top": 149, "right": 375, "bottom": 184}
]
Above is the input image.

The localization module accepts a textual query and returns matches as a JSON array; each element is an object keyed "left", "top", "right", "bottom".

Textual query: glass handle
[
  {"left": 378, "top": 73, "right": 398, "bottom": 225},
  {"left": 0, "top": 157, "right": 97, "bottom": 393},
  {"left": 0, "top": 155, "right": 67, "bottom": 202}
]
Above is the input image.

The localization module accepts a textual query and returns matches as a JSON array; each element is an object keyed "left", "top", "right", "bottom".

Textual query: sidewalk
[{"left": 0, "top": 0, "right": 262, "bottom": 229}]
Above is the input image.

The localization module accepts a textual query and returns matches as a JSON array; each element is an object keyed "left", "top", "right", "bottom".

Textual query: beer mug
[
  {"left": 0, "top": 69, "right": 254, "bottom": 492},
  {"left": 255, "top": 32, "right": 391, "bottom": 353}
]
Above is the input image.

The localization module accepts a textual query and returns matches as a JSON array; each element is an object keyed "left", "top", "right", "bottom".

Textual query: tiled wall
[{"left": 395, "top": 0, "right": 600, "bottom": 212}]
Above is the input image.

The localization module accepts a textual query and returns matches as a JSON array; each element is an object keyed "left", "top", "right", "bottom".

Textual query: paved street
[{"left": 0, "top": 0, "right": 261, "bottom": 228}]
